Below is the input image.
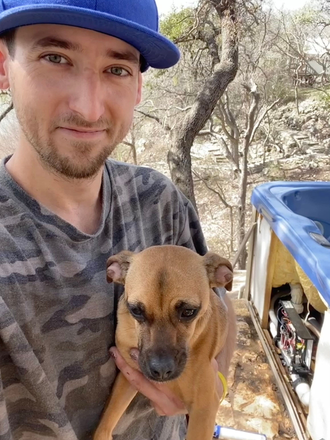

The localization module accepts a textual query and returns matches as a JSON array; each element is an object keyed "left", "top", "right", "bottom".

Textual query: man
[{"left": 0, "top": 1, "right": 236, "bottom": 439}]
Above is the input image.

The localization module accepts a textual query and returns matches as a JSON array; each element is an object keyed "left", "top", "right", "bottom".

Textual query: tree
[
  {"left": 186, "top": 3, "right": 281, "bottom": 267},
  {"left": 128, "top": 1, "right": 302, "bottom": 267},
  {"left": 271, "top": 5, "right": 330, "bottom": 110},
  {"left": 166, "top": 0, "right": 239, "bottom": 209}
]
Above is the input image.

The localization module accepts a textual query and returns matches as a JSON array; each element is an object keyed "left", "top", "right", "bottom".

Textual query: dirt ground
[{"left": 215, "top": 285, "right": 298, "bottom": 440}]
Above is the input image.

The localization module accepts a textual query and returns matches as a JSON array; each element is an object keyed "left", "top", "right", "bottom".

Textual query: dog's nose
[{"left": 148, "top": 354, "right": 176, "bottom": 381}]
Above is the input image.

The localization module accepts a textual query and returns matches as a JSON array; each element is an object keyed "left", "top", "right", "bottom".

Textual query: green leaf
[{"left": 160, "top": 8, "right": 195, "bottom": 41}]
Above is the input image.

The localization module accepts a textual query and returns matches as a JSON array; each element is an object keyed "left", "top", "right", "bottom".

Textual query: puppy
[{"left": 94, "top": 245, "right": 233, "bottom": 440}]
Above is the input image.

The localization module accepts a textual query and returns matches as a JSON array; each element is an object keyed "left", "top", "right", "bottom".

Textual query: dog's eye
[
  {"left": 179, "top": 308, "right": 198, "bottom": 321},
  {"left": 128, "top": 304, "right": 145, "bottom": 322}
]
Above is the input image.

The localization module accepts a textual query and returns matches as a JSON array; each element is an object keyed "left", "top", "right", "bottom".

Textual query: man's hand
[
  {"left": 110, "top": 348, "right": 225, "bottom": 416},
  {"left": 110, "top": 347, "right": 187, "bottom": 416}
]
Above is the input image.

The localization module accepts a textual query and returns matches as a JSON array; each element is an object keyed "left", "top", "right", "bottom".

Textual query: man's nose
[{"left": 68, "top": 72, "right": 105, "bottom": 123}]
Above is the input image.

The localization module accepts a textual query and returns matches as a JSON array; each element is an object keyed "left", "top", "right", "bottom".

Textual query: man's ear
[
  {"left": 106, "top": 250, "right": 135, "bottom": 284},
  {"left": 203, "top": 252, "right": 233, "bottom": 291},
  {"left": 0, "top": 41, "right": 10, "bottom": 90}
]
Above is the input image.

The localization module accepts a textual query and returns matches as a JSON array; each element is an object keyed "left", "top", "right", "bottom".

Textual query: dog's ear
[
  {"left": 203, "top": 252, "right": 233, "bottom": 291},
  {"left": 106, "top": 251, "right": 134, "bottom": 284}
]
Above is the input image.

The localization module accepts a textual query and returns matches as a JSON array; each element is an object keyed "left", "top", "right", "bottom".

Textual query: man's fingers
[
  {"left": 151, "top": 382, "right": 186, "bottom": 414},
  {"left": 129, "top": 348, "right": 139, "bottom": 362},
  {"left": 110, "top": 347, "right": 186, "bottom": 416},
  {"left": 111, "top": 348, "right": 223, "bottom": 408}
]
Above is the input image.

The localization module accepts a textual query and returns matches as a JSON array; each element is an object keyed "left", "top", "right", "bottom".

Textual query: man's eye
[
  {"left": 44, "top": 54, "right": 68, "bottom": 64},
  {"left": 109, "top": 66, "right": 130, "bottom": 76}
]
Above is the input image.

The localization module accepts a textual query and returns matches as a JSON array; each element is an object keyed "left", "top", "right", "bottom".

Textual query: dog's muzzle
[{"left": 139, "top": 348, "right": 187, "bottom": 382}]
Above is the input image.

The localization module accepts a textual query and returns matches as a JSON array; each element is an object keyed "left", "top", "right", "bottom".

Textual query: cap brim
[{"left": 0, "top": 5, "right": 180, "bottom": 71}]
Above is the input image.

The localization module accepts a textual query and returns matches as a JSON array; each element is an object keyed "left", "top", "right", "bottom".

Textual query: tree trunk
[
  {"left": 237, "top": 81, "right": 260, "bottom": 269},
  {"left": 130, "top": 130, "right": 138, "bottom": 165},
  {"left": 238, "top": 145, "right": 248, "bottom": 269},
  {"left": 167, "top": 0, "right": 238, "bottom": 209},
  {"left": 168, "top": 133, "right": 196, "bottom": 206}
]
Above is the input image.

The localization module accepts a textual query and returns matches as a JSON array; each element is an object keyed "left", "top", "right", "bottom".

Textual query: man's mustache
[{"left": 54, "top": 114, "right": 111, "bottom": 130}]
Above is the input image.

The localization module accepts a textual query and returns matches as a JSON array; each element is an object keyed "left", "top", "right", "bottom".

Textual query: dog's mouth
[{"left": 139, "top": 349, "right": 187, "bottom": 383}]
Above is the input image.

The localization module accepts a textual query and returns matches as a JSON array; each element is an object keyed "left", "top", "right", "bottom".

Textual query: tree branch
[
  {"left": 135, "top": 109, "right": 171, "bottom": 131},
  {"left": 0, "top": 102, "right": 13, "bottom": 124},
  {"left": 250, "top": 98, "right": 281, "bottom": 143},
  {"left": 193, "top": 170, "right": 233, "bottom": 209}
]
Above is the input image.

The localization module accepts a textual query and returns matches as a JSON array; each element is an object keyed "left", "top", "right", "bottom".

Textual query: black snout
[
  {"left": 148, "top": 354, "right": 176, "bottom": 381},
  {"left": 139, "top": 348, "right": 187, "bottom": 382}
]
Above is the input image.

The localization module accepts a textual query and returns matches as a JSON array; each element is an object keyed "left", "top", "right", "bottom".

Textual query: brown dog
[{"left": 94, "top": 245, "right": 233, "bottom": 440}]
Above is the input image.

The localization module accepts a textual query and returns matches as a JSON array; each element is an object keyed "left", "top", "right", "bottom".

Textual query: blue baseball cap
[{"left": 0, "top": 0, "right": 180, "bottom": 72}]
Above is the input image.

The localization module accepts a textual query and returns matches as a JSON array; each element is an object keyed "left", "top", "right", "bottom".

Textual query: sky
[{"left": 155, "top": 0, "right": 310, "bottom": 17}]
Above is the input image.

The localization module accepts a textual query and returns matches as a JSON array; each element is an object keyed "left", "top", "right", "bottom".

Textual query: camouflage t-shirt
[{"left": 0, "top": 157, "right": 207, "bottom": 440}]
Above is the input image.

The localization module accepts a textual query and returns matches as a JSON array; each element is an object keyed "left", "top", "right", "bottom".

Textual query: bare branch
[
  {"left": 242, "top": 80, "right": 260, "bottom": 145},
  {"left": 250, "top": 98, "right": 281, "bottom": 142},
  {"left": 193, "top": 170, "right": 233, "bottom": 209},
  {"left": 135, "top": 109, "right": 171, "bottom": 131},
  {"left": 217, "top": 100, "right": 237, "bottom": 141},
  {"left": 0, "top": 102, "right": 13, "bottom": 124}
]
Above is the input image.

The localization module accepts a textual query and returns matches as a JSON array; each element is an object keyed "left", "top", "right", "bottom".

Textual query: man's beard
[
  {"left": 16, "top": 109, "right": 127, "bottom": 179},
  {"left": 33, "top": 139, "right": 115, "bottom": 179}
]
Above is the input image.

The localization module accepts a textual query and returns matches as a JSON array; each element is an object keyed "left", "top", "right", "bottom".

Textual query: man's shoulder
[
  {"left": 106, "top": 158, "right": 170, "bottom": 180},
  {"left": 105, "top": 159, "right": 190, "bottom": 215},
  {"left": 106, "top": 159, "right": 180, "bottom": 195}
]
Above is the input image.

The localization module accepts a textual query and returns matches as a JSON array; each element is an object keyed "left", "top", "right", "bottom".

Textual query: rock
[
  {"left": 300, "top": 140, "right": 320, "bottom": 152},
  {"left": 241, "top": 395, "right": 281, "bottom": 418},
  {"left": 308, "top": 161, "right": 318, "bottom": 169},
  {"left": 245, "top": 418, "right": 280, "bottom": 440}
]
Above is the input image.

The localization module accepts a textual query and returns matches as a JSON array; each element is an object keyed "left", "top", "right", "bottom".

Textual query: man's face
[{"left": 0, "top": 24, "right": 142, "bottom": 178}]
